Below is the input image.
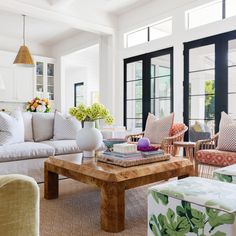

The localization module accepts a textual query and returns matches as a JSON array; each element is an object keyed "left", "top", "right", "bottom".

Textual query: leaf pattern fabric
[{"left": 148, "top": 177, "right": 236, "bottom": 236}]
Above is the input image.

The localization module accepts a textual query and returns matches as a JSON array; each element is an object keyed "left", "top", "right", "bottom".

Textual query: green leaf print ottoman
[
  {"left": 148, "top": 177, "right": 236, "bottom": 236},
  {"left": 213, "top": 164, "right": 236, "bottom": 184}
]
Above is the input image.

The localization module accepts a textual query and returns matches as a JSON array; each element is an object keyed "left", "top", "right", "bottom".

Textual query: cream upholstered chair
[
  {"left": 126, "top": 123, "right": 188, "bottom": 155},
  {"left": 0, "top": 174, "right": 40, "bottom": 236}
]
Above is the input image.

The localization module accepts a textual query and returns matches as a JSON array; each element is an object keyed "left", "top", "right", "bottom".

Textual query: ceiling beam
[
  {"left": 48, "top": 0, "right": 75, "bottom": 8},
  {"left": 0, "top": 0, "right": 115, "bottom": 35}
]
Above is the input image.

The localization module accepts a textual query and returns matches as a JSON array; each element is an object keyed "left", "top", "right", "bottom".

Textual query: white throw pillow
[
  {"left": 22, "top": 112, "right": 33, "bottom": 142},
  {"left": 217, "top": 112, "right": 236, "bottom": 152},
  {"left": 32, "top": 113, "right": 54, "bottom": 142},
  {"left": 0, "top": 110, "right": 24, "bottom": 145},
  {"left": 144, "top": 113, "right": 174, "bottom": 144},
  {"left": 53, "top": 111, "right": 81, "bottom": 140}
]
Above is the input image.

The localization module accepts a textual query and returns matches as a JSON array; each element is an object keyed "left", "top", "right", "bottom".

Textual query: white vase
[{"left": 76, "top": 121, "right": 103, "bottom": 157}]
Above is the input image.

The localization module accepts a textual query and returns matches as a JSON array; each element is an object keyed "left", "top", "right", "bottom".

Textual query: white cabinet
[
  {"left": 0, "top": 51, "right": 55, "bottom": 103},
  {"left": 15, "top": 67, "right": 34, "bottom": 101},
  {"left": 0, "top": 65, "right": 34, "bottom": 102},
  {"left": 35, "top": 57, "right": 55, "bottom": 101}
]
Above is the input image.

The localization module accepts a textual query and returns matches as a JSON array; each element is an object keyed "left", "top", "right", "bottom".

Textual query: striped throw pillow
[{"left": 0, "top": 110, "right": 24, "bottom": 145}]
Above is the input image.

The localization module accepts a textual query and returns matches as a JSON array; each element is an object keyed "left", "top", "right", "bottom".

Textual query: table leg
[
  {"left": 100, "top": 184, "right": 125, "bottom": 232},
  {"left": 178, "top": 165, "right": 195, "bottom": 179},
  {"left": 44, "top": 163, "right": 59, "bottom": 200}
]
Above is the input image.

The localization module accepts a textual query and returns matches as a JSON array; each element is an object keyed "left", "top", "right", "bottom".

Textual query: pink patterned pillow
[
  {"left": 217, "top": 112, "right": 236, "bottom": 152},
  {"left": 144, "top": 113, "right": 174, "bottom": 144}
]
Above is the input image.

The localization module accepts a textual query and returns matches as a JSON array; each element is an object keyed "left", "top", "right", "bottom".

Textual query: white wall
[
  {"left": 52, "top": 31, "right": 115, "bottom": 114},
  {"left": 63, "top": 44, "right": 100, "bottom": 113},
  {"left": 115, "top": 0, "right": 236, "bottom": 126}
]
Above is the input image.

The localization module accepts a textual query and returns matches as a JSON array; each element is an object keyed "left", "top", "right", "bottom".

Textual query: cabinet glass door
[
  {"left": 47, "top": 63, "right": 54, "bottom": 100},
  {"left": 36, "top": 62, "right": 44, "bottom": 96}
]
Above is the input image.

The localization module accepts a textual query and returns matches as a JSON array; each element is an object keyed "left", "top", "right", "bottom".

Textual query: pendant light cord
[{"left": 22, "top": 15, "right": 26, "bottom": 46}]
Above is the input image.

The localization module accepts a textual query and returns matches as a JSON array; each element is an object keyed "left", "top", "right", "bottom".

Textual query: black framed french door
[
  {"left": 184, "top": 29, "right": 236, "bottom": 136},
  {"left": 124, "top": 47, "right": 173, "bottom": 131}
]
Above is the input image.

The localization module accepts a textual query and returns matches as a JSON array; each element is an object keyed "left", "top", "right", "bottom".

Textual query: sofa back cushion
[
  {"left": 0, "top": 110, "right": 24, "bottom": 145},
  {"left": 144, "top": 113, "right": 174, "bottom": 144},
  {"left": 32, "top": 113, "right": 54, "bottom": 142},
  {"left": 22, "top": 112, "right": 33, "bottom": 142},
  {"left": 217, "top": 112, "right": 236, "bottom": 152},
  {"left": 53, "top": 111, "right": 81, "bottom": 140}
]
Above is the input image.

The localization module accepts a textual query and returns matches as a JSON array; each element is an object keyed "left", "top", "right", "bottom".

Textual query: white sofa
[{"left": 0, "top": 112, "right": 81, "bottom": 183}]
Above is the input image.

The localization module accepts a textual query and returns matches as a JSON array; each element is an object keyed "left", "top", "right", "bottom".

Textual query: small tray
[{"left": 97, "top": 153, "right": 170, "bottom": 167}]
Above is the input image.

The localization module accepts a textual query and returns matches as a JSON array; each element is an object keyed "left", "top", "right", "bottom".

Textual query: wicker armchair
[
  {"left": 195, "top": 133, "right": 236, "bottom": 177},
  {"left": 126, "top": 123, "right": 188, "bottom": 155}
]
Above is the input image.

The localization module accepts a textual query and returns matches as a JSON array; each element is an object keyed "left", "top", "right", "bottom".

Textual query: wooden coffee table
[{"left": 44, "top": 154, "right": 194, "bottom": 233}]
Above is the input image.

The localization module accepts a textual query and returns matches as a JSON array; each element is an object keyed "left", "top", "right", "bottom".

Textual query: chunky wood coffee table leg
[
  {"left": 100, "top": 183, "right": 125, "bottom": 232},
  {"left": 44, "top": 162, "right": 59, "bottom": 200}
]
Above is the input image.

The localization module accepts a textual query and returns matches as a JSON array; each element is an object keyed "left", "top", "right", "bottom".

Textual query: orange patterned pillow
[{"left": 170, "top": 123, "right": 185, "bottom": 136}]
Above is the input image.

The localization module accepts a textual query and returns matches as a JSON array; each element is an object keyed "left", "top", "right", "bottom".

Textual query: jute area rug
[{"left": 40, "top": 179, "right": 151, "bottom": 236}]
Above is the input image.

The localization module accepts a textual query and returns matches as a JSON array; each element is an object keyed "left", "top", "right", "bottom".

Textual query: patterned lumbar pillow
[
  {"left": 53, "top": 111, "right": 82, "bottom": 140},
  {"left": 144, "top": 113, "right": 174, "bottom": 144},
  {"left": 217, "top": 112, "right": 236, "bottom": 152},
  {"left": 0, "top": 110, "right": 24, "bottom": 145}
]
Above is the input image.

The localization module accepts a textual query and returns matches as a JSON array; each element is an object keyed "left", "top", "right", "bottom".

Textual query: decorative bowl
[{"left": 103, "top": 138, "right": 126, "bottom": 151}]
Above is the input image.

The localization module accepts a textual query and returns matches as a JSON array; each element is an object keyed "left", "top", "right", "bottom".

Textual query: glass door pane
[
  {"left": 36, "top": 62, "right": 44, "bottom": 95},
  {"left": 188, "top": 44, "right": 215, "bottom": 135},
  {"left": 125, "top": 61, "right": 143, "bottom": 131},
  {"left": 150, "top": 54, "right": 172, "bottom": 117},
  {"left": 47, "top": 63, "right": 54, "bottom": 100},
  {"left": 228, "top": 39, "right": 236, "bottom": 119}
]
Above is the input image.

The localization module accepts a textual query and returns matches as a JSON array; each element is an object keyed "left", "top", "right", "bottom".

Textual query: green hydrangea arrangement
[{"left": 69, "top": 103, "right": 114, "bottom": 125}]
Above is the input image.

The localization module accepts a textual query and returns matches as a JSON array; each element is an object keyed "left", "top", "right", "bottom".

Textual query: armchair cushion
[
  {"left": 0, "top": 174, "right": 39, "bottom": 236},
  {"left": 196, "top": 149, "right": 236, "bottom": 167},
  {"left": 144, "top": 113, "right": 174, "bottom": 144}
]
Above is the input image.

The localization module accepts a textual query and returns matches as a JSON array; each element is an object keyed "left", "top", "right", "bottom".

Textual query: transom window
[
  {"left": 124, "top": 18, "right": 172, "bottom": 48},
  {"left": 186, "top": 0, "right": 236, "bottom": 29}
]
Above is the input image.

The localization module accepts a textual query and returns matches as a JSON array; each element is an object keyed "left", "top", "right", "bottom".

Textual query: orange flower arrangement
[{"left": 26, "top": 97, "right": 51, "bottom": 113}]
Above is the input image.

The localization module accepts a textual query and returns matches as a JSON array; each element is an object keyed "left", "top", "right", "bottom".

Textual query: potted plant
[{"left": 69, "top": 103, "right": 114, "bottom": 157}]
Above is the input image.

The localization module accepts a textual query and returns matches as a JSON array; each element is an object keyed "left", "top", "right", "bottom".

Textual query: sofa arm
[{"left": 0, "top": 174, "right": 40, "bottom": 236}]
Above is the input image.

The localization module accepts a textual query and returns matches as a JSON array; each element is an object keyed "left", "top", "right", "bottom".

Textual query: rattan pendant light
[{"left": 13, "top": 15, "right": 35, "bottom": 67}]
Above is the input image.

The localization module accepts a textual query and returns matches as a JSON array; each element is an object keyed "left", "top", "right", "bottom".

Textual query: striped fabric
[{"left": 0, "top": 110, "right": 24, "bottom": 145}]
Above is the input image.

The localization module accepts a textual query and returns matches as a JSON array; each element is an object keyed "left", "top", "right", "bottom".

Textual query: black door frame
[
  {"left": 184, "top": 29, "right": 236, "bottom": 135},
  {"left": 74, "top": 82, "right": 84, "bottom": 107},
  {"left": 124, "top": 47, "right": 174, "bottom": 131}
]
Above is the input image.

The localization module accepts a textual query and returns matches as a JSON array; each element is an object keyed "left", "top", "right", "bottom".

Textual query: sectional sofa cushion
[
  {"left": 41, "top": 140, "right": 80, "bottom": 155},
  {"left": 22, "top": 112, "right": 33, "bottom": 142},
  {"left": 32, "top": 113, "right": 54, "bottom": 141},
  {"left": 0, "top": 110, "right": 24, "bottom": 145},
  {"left": 0, "top": 142, "right": 55, "bottom": 162},
  {"left": 53, "top": 111, "right": 81, "bottom": 140}
]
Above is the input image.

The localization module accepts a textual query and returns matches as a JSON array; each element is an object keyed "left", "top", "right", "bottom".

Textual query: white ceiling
[
  {"left": 0, "top": 9, "right": 81, "bottom": 46},
  {"left": 0, "top": 0, "right": 154, "bottom": 46},
  {"left": 70, "top": 0, "right": 153, "bottom": 15}
]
